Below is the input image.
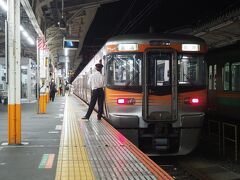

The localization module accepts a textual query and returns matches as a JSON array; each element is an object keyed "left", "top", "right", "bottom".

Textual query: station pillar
[
  {"left": 7, "top": 0, "right": 21, "bottom": 144},
  {"left": 39, "top": 84, "right": 46, "bottom": 113}
]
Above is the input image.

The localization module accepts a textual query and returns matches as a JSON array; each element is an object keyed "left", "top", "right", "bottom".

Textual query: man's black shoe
[{"left": 82, "top": 116, "right": 89, "bottom": 120}]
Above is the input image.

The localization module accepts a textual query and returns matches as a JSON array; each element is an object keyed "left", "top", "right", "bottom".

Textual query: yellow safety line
[{"left": 55, "top": 98, "right": 95, "bottom": 180}]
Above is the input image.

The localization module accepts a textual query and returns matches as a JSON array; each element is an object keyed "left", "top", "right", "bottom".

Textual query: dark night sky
[{"left": 73, "top": 0, "right": 240, "bottom": 79}]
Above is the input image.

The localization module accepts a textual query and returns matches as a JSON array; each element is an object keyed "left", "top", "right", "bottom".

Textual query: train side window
[
  {"left": 213, "top": 64, "right": 217, "bottom": 90},
  {"left": 178, "top": 54, "right": 205, "bottom": 86},
  {"left": 208, "top": 65, "right": 212, "bottom": 90},
  {"left": 223, "top": 63, "right": 230, "bottom": 91},
  {"left": 231, "top": 62, "right": 240, "bottom": 91}
]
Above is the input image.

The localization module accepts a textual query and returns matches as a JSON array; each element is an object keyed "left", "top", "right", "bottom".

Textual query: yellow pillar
[
  {"left": 44, "top": 94, "right": 47, "bottom": 111},
  {"left": 39, "top": 93, "right": 46, "bottom": 113},
  {"left": 7, "top": 0, "right": 21, "bottom": 144},
  {"left": 46, "top": 92, "right": 49, "bottom": 103}
]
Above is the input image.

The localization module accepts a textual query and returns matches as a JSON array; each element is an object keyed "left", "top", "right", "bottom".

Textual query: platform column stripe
[
  {"left": 8, "top": 104, "right": 21, "bottom": 144},
  {"left": 39, "top": 154, "right": 55, "bottom": 169},
  {"left": 45, "top": 154, "right": 55, "bottom": 168},
  {"left": 102, "top": 120, "right": 173, "bottom": 180},
  {"left": 7, "top": 0, "right": 21, "bottom": 145}
]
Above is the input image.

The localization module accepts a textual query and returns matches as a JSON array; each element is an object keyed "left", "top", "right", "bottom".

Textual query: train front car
[{"left": 104, "top": 34, "right": 208, "bottom": 155}]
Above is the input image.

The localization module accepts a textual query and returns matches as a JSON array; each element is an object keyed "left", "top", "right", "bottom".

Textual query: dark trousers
[
  {"left": 85, "top": 88, "right": 104, "bottom": 119},
  {"left": 50, "top": 91, "right": 55, "bottom": 102}
]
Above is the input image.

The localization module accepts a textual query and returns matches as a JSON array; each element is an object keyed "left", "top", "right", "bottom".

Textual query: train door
[{"left": 143, "top": 49, "right": 177, "bottom": 122}]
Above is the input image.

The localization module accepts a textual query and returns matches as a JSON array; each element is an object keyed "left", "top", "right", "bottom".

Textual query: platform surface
[
  {"left": 55, "top": 96, "right": 172, "bottom": 180},
  {"left": 0, "top": 97, "right": 65, "bottom": 180},
  {"left": 0, "top": 96, "right": 172, "bottom": 180}
]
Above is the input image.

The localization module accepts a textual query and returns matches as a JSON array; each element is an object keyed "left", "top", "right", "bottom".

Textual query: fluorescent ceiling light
[
  {"left": 0, "top": 0, "right": 7, "bottom": 11},
  {"left": 64, "top": 49, "right": 68, "bottom": 56},
  {"left": 27, "top": 37, "right": 35, "bottom": 45},
  {"left": 20, "top": 25, "right": 24, "bottom": 31},
  {"left": 22, "top": 31, "right": 28, "bottom": 37},
  {"left": 0, "top": 0, "right": 35, "bottom": 46}
]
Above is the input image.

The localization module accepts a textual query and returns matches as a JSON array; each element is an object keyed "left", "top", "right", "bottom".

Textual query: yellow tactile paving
[{"left": 55, "top": 98, "right": 95, "bottom": 180}]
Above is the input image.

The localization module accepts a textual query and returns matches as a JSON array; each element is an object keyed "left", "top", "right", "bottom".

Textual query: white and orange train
[{"left": 73, "top": 34, "right": 208, "bottom": 155}]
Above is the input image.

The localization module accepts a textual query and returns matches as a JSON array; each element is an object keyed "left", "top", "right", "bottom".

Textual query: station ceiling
[{"left": 0, "top": 0, "right": 240, "bottom": 81}]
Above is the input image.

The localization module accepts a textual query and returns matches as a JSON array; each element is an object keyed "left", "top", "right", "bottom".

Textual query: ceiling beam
[
  {"left": 64, "top": 0, "right": 119, "bottom": 11},
  {"left": 21, "top": 0, "right": 44, "bottom": 37}
]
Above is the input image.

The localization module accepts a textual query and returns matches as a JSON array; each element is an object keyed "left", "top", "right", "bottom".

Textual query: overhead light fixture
[
  {"left": 22, "top": 31, "right": 28, "bottom": 37},
  {"left": 64, "top": 49, "right": 68, "bottom": 56},
  {"left": 27, "top": 37, "right": 35, "bottom": 45},
  {"left": 0, "top": 0, "right": 7, "bottom": 11},
  {"left": 20, "top": 25, "right": 24, "bottom": 31},
  {"left": 21, "top": 27, "right": 35, "bottom": 45},
  {"left": 0, "top": 0, "right": 35, "bottom": 46},
  {"left": 65, "top": 60, "right": 68, "bottom": 78}
]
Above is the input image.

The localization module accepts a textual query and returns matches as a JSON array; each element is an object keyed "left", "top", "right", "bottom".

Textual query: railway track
[{"left": 153, "top": 157, "right": 210, "bottom": 180}]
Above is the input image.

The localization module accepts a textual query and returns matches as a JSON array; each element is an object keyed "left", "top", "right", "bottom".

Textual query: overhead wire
[
  {"left": 119, "top": 0, "right": 160, "bottom": 34},
  {"left": 130, "top": 0, "right": 162, "bottom": 33},
  {"left": 111, "top": 0, "right": 137, "bottom": 36},
  {"left": 119, "top": 0, "right": 155, "bottom": 34}
]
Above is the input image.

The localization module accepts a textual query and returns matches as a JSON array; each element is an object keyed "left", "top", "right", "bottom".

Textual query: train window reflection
[
  {"left": 156, "top": 59, "right": 170, "bottom": 86},
  {"left": 231, "top": 62, "right": 240, "bottom": 91},
  {"left": 148, "top": 52, "right": 171, "bottom": 87},
  {"left": 106, "top": 53, "right": 142, "bottom": 86},
  {"left": 178, "top": 55, "right": 205, "bottom": 86}
]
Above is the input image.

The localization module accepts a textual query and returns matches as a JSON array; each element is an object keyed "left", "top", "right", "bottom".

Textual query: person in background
[
  {"left": 65, "top": 82, "right": 69, "bottom": 96},
  {"left": 68, "top": 83, "right": 73, "bottom": 96},
  {"left": 82, "top": 63, "right": 105, "bottom": 120},
  {"left": 59, "top": 84, "right": 63, "bottom": 96},
  {"left": 50, "top": 79, "right": 57, "bottom": 102}
]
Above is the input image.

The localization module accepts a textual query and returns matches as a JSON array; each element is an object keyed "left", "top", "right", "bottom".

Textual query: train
[
  {"left": 207, "top": 43, "right": 240, "bottom": 122},
  {"left": 73, "top": 34, "right": 208, "bottom": 155}
]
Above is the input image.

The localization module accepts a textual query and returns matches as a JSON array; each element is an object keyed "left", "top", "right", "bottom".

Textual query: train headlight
[
  {"left": 118, "top": 44, "right": 138, "bottom": 51},
  {"left": 117, "top": 98, "right": 136, "bottom": 105},
  {"left": 182, "top": 44, "right": 200, "bottom": 51}
]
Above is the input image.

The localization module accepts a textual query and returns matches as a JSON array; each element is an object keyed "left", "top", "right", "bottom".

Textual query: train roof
[{"left": 106, "top": 33, "right": 206, "bottom": 45}]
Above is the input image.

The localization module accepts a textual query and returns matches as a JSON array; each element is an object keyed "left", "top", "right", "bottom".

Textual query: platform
[
  {"left": 55, "top": 96, "right": 172, "bottom": 179},
  {"left": 0, "top": 96, "right": 172, "bottom": 180}
]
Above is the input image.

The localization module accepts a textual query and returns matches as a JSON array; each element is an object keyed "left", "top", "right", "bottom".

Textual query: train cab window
[
  {"left": 231, "top": 62, "right": 240, "bottom": 91},
  {"left": 178, "top": 55, "right": 205, "bottom": 86},
  {"left": 223, "top": 63, "right": 230, "bottom": 91},
  {"left": 148, "top": 52, "right": 170, "bottom": 87},
  {"left": 156, "top": 60, "right": 170, "bottom": 86},
  {"left": 106, "top": 53, "right": 142, "bottom": 87}
]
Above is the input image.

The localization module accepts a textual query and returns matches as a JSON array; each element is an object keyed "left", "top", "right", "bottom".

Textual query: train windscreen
[
  {"left": 178, "top": 54, "right": 206, "bottom": 86},
  {"left": 106, "top": 53, "right": 142, "bottom": 87},
  {"left": 106, "top": 53, "right": 205, "bottom": 91}
]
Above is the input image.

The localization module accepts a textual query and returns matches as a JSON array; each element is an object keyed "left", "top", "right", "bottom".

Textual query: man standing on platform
[
  {"left": 50, "top": 79, "right": 57, "bottom": 102},
  {"left": 82, "top": 63, "right": 105, "bottom": 120}
]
